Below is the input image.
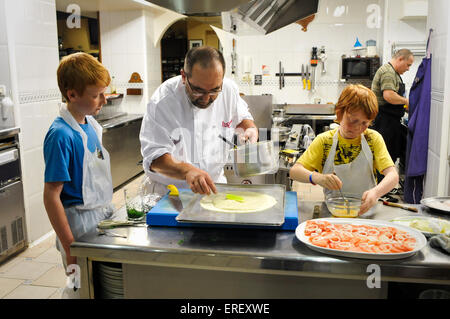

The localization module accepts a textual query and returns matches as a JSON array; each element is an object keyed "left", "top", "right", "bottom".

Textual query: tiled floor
[{"left": 0, "top": 173, "right": 145, "bottom": 299}]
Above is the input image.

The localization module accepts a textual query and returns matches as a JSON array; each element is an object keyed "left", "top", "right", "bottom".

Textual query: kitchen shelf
[{"left": 105, "top": 93, "right": 123, "bottom": 100}]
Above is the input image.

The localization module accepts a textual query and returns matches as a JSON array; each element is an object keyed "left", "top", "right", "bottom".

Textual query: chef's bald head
[{"left": 183, "top": 46, "right": 225, "bottom": 78}]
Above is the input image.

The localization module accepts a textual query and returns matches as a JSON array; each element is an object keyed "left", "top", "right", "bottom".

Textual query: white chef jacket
[{"left": 140, "top": 75, "right": 253, "bottom": 189}]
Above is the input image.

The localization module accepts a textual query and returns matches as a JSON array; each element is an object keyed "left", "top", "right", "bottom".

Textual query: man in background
[{"left": 371, "top": 48, "right": 414, "bottom": 164}]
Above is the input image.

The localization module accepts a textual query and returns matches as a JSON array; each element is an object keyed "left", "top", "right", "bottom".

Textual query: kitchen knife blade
[{"left": 169, "top": 195, "right": 183, "bottom": 212}]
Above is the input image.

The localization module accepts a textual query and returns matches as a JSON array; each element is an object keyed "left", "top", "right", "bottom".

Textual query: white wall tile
[
  {"left": 0, "top": 45, "right": 11, "bottom": 88},
  {"left": 21, "top": 146, "right": 45, "bottom": 199},
  {"left": 18, "top": 101, "right": 58, "bottom": 151},
  {"left": 3, "top": 0, "right": 59, "bottom": 243},
  {"left": 13, "top": 45, "right": 58, "bottom": 93},
  {"left": 424, "top": 0, "right": 450, "bottom": 196},
  {"left": 0, "top": 0, "right": 7, "bottom": 44},
  {"left": 100, "top": 9, "right": 161, "bottom": 115},
  {"left": 427, "top": 0, "right": 448, "bottom": 33},
  {"left": 25, "top": 191, "right": 52, "bottom": 242},
  {"left": 423, "top": 150, "right": 440, "bottom": 198}
]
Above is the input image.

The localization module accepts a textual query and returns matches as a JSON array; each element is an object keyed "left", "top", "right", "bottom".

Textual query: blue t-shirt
[{"left": 44, "top": 117, "right": 102, "bottom": 207}]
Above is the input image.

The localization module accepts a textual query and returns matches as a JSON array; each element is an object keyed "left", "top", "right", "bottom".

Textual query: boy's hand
[
  {"left": 359, "top": 188, "right": 378, "bottom": 215},
  {"left": 314, "top": 173, "right": 343, "bottom": 190}
]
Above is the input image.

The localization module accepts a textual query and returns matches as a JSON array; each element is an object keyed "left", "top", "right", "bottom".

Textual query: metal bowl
[
  {"left": 231, "top": 140, "right": 279, "bottom": 177},
  {"left": 325, "top": 195, "right": 361, "bottom": 218}
]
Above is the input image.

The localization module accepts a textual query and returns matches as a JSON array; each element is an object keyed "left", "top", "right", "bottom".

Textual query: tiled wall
[
  {"left": 424, "top": 0, "right": 450, "bottom": 196},
  {"left": 100, "top": 10, "right": 162, "bottom": 116},
  {"left": 4, "top": 0, "right": 60, "bottom": 242},
  {"left": 382, "top": 0, "right": 427, "bottom": 95},
  {"left": 145, "top": 10, "right": 162, "bottom": 100},
  {"left": 219, "top": 0, "right": 426, "bottom": 105},
  {"left": 0, "top": 0, "right": 14, "bottom": 128}
]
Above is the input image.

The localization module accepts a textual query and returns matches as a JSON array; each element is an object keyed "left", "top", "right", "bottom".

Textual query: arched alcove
[{"left": 160, "top": 16, "right": 223, "bottom": 82}]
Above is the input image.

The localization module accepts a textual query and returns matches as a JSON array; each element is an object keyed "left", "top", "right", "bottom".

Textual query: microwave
[{"left": 341, "top": 57, "right": 380, "bottom": 80}]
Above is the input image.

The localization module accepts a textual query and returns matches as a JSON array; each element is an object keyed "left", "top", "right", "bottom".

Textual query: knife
[
  {"left": 301, "top": 64, "right": 306, "bottom": 90},
  {"left": 169, "top": 195, "right": 183, "bottom": 212},
  {"left": 167, "top": 185, "right": 183, "bottom": 212},
  {"left": 306, "top": 65, "right": 311, "bottom": 90}
]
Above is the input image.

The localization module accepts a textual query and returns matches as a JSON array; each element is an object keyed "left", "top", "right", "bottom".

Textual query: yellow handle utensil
[{"left": 167, "top": 184, "right": 179, "bottom": 196}]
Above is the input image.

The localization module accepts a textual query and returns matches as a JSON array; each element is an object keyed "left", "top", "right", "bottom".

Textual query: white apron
[
  {"left": 322, "top": 129, "right": 377, "bottom": 200},
  {"left": 56, "top": 104, "right": 115, "bottom": 298}
]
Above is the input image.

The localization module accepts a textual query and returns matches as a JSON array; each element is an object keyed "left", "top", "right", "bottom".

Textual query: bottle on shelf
[{"left": 109, "top": 76, "right": 117, "bottom": 94}]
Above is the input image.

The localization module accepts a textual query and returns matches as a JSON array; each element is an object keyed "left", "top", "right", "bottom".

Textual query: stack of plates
[{"left": 97, "top": 262, "right": 124, "bottom": 299}]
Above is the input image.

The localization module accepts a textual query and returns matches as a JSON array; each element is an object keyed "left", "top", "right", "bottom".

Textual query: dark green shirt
[{"left": 371, "top": 63, "right": 402, "bottom": 106}]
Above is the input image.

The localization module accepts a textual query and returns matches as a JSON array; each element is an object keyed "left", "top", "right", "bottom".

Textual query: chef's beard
[
  {"left": 186, "top": 89, "right": 215, "bottom": 109},
  {"left": 191, "top": 97, "right": 214, "bottom": 109}
]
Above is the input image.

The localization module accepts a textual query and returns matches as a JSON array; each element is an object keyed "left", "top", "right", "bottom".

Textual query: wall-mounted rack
[
  {"left": 276, "top": 61, "right": 311, "bottom": 89},
  {"left": 275, "top": 73, "right": 310, "bottom": 77}
]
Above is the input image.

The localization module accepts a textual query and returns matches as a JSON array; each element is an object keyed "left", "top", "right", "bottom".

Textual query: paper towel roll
[{"left": 367, "top": 46, "right": 377, "bottom": 57}]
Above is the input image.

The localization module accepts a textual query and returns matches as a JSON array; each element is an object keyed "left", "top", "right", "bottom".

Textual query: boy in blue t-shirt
[{"left": 43, "top": 53, "right": 114, "bottom": 274}]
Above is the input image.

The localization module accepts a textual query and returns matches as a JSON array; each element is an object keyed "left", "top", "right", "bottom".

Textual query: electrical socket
[{"left": 0, "top": 85, "right": 6, "bottom": 96}]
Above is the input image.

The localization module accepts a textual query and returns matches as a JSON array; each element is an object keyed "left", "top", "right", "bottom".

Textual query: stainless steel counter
[
  {"left": 71, "top": 198, "right": 450, "bottom": 298},
  {"left": 99, "top": 113, "right": 143, "bottom": 132},
  {"left": 100, "top": 114, "right": 144, "bottom": 189},
  {"left": 283, "top": 104, "right": 335, "bottom": 115}
]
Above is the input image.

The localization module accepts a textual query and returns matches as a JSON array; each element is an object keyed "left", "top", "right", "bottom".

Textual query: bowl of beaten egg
[{"left": 325, "top": 194, "right": 361, "bottom": 218}]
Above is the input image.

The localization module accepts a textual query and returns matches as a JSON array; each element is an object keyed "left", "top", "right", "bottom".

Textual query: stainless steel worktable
[{"left": 71, "top": 200, "right": 450, "bottom": 299}]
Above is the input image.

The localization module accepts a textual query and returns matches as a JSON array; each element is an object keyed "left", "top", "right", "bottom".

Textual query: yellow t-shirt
[{"left": 297, "top": 128, "right": 394, "bottom": 175}]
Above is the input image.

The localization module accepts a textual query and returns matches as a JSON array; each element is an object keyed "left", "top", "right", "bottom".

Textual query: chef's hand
[
  {"left": 313, "top": 173, "right": 343, "bottom": 190},
  {"left": 185, "top": 167, "right": 218, "bottom": 195},
  {"left": 238, "top": 127, "right": 258, "bottom": 144},
  {"left": 359, "top": 188, "right": 378, "bottom": 215}
]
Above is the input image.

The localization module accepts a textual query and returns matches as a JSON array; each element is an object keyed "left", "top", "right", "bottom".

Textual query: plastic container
[
  {"left": 124, "top": 177, "right": 161, "bottom": 221},
  {"left": 325, "top": 194, "right": 361, "bottom": 218}
]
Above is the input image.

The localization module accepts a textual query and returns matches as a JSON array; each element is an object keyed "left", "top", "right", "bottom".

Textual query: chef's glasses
[{"left": 186, "top": 77, "right": 222, "bottom": 98}]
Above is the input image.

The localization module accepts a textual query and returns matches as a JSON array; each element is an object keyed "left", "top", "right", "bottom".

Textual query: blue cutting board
[{"left": 146, "top": 189, "right": 298, "bottom": 230}]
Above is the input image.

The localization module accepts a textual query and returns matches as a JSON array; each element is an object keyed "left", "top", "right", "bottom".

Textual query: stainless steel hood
[
  {"left": 147, "top": 0, "right": 319, "bottom": 34},
  {"left": 237, "top": 0, "right": 319, "bottom": 34},
  {"left": 145, "top": 0, "right": 250, "bottom": 15}
]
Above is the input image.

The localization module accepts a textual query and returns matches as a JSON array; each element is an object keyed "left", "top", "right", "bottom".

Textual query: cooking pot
[{"left": 230, "top": 140, "right": 279, "bottom": 177}]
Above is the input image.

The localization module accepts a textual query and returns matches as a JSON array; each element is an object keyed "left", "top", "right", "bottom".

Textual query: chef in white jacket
[{"left": 140, "top": 46, "right": 258, "bottom": 195}]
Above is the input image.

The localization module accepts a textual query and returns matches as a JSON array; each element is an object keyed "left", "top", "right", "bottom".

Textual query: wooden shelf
[{"left": 105, "top": 93, "right": 123, "bottom": 100}]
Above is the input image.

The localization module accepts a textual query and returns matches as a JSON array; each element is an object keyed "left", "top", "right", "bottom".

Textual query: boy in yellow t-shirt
[{"left": 289, "top": 84, "right": 399, "bottom": 215}]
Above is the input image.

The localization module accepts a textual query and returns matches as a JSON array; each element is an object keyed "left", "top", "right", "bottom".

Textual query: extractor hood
[
  {"left": 147, "top": 0, "right": 319, "bottom": 34},
  {"left": 145, "top": 0, "right": 250, "bottom": 15},
  {"left": 237, "top": 0, "right": 319, "bottom": 34}
]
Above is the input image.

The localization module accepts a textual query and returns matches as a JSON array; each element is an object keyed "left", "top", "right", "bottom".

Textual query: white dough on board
[{"left": 200, "top": 191, "right": 277, "bottom": 213}]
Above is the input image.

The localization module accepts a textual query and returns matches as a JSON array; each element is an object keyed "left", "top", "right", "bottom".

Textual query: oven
[{"left": 0, "top": 128, "right": 27, "bottom": 264}]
